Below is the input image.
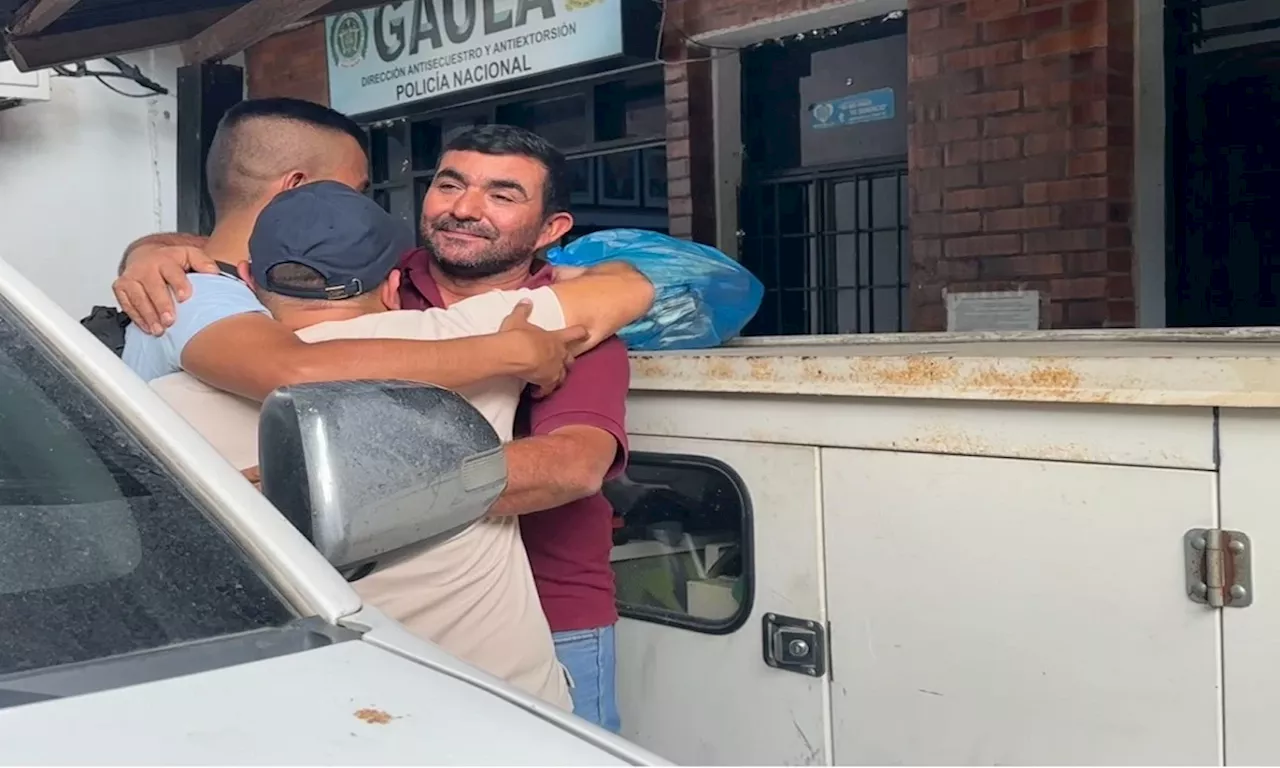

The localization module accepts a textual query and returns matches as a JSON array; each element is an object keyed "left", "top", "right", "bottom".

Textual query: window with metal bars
[
  {"left": 738, "top": 18, "right": 910, "bottom": 337},
  {"left": 739, "top": 164, "right": 909, "bottom": 336}
]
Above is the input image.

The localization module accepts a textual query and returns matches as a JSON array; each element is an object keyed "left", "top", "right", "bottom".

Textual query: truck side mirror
[{"left": 257, "top": 380, "right": 506, "bottom": 579}]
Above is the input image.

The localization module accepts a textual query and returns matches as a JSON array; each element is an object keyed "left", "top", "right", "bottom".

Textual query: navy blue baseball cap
[{"left": 248, "top": 180, "right": 414, "bottom": 301}]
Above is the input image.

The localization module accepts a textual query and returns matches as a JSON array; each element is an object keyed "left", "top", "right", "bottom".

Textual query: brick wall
[
  {"left": 906, "top": 0, "right": 1136, "bottom": 330},
  {"left": 662, "top": 0, "right": 724, "bottom": 243},
  {"left": 244, "top": 22, "right": 329, "bottom": 104}
]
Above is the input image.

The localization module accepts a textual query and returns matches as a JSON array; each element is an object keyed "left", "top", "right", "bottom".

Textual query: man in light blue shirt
[{"left": 123, "top": 269, "right": 268, "bottom": 382}]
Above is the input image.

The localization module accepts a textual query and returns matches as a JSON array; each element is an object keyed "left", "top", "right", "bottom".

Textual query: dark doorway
[
  {"left": 738, "top": 15, "right": 909, "bottom": 337},
  {"left": 1167, "top": 0, "right": 1280, "bottom": 326}
]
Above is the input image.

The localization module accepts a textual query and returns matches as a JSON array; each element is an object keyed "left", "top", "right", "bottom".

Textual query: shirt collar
[{"left": 400, "top": 247, "right": 554, "bottom": 308}]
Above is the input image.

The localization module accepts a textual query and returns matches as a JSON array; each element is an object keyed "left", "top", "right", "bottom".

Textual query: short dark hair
[
  {"left": 254, "top": 262, "right": 390, "bottom": 309},
  {"left": 206, "top": 97, "right": 368, "bottom": 214},
  {"left": 219, "top": 98, "right": 367, "bottom": 152},
  {"left": 441, "top": 124, "right": 569, "bottom": 215},
  {"left": 260, "top": 262, "right": 327, "bottom": 294}
]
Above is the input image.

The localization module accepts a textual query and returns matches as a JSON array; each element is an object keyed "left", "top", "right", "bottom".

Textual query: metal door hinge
[
  {"left": 1184, "top": 528, "right": 1253, "bottom": 608},
  {"left": 762, "top": 613, "right": 827, "bottom": 677}
]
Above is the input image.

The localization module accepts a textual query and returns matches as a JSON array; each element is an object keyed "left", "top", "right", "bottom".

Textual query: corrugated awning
[{"left": 1, "top": 0, "right": 379, "bottom": 71}]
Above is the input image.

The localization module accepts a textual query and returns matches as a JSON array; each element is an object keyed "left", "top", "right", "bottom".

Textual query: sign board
[
  {"left": 946, "top": 290, "right": 1041, "bottom": 332},
  {"left": 809, "top": 87, "right": 895, "bottom": 130},
  {"left": 326, "top": 0, "right": 624, "bottom": 116}
]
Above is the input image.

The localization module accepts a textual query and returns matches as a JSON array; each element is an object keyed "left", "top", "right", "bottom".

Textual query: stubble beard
[{"left": 422, "top": 216, "right": 542, "bottom": 280}]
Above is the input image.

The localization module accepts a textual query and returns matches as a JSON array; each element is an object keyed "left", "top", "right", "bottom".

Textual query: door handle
[{"left": 762, "top": 612, "right": 827, "bottom": 677}]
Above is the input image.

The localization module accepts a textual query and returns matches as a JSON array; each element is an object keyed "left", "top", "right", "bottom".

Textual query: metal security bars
[{"left": 739, "top": 163, "right": 909, "bottom": 336}]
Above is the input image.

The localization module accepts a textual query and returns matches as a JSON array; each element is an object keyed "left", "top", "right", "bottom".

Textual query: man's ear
[
  {"left": 535, "top": 211, "right": 574, "bottom": 250},
  {"left": 381, "top": 269, "right": 402, "bottom": 310},
  {"left": 279, "top": 171, "right": 307, "bottom": 193}
]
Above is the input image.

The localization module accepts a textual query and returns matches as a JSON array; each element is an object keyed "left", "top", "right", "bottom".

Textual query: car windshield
[{"left": 0, "top": 299, "right": 295, "bottom": 677}]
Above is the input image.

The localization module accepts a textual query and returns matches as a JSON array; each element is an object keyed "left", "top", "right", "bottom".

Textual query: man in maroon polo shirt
[
  {"left": 396, "top": 125, "right": 626, "bottom": 732},
  {"left": 114, "top": 121, "right": 630, "bottom": 732}
]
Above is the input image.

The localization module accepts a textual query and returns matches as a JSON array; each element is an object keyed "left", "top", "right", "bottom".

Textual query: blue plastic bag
[{"left": 546, "top": 229, "right": 764, "bottom": 350}]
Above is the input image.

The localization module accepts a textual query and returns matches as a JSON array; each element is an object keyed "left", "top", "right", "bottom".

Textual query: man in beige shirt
[{"left": 150, "top": 180, "right": 654, "bottom": 710}]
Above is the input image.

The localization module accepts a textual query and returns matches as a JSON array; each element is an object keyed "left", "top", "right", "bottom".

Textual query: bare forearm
[
  {"left": 185, "top": 322, "right": 528, "bottom": 402},
  {"left": 489, "top": 427, "right": 617, "bottom": 517},
  {"left": 489, "top": 436, "right": 598, "bottom": 516},
  {"left": 552, "top": 264, "right": 654, "bottom": 347},
  {"left": 119, "top": 232, "right": 208, "bottom": 274}
]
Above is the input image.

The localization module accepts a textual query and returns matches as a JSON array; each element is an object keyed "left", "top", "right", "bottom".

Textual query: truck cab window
[
  {"left": 605, "top": 453, "right": 753, "bottom": 633},
  {"left": 0, "top": 301, "right": 295, "bottom": 677}
]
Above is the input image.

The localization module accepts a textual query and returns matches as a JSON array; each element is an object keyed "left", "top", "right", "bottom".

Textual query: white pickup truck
[{"left": 0, "top": 257, "right": 665, "bottom": 765}]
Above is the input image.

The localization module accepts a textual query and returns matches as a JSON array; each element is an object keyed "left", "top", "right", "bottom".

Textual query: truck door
[
  {"left": 607, "top": 438, "right": 828, "bottom": 766},
  {"left": 821, "top": 446, "right": 1222, "bottom": 765},
  {"left": 1219, "top": 409, "right": 1280, "bottom": 765}
]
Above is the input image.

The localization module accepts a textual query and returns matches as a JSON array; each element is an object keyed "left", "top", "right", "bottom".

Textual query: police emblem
[{"left": 329, "top": 12, "right": 369, "bottom": 68}]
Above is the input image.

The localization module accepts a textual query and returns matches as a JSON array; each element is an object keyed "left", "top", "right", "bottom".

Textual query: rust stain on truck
[
  {"left": 354, "top": 708, "right": 395, "bottom": 725},
  {"left": 902, "top": 426, "right": 1098, "bottom": 463},
  {"left": 627, "top": 339, "right": 1280, "bottom": 408},
  {"left": 849, "top": 356, "right": 960, "bottom": 387},
  {"left": 843, "top": 355, "right": 1087, "bottom": 398},
  {"left": 747, "top": 356, "right": 780, "bottom": 381},
  {"left": 962, "top": 361, "right": 1083, "bottom": 398}
]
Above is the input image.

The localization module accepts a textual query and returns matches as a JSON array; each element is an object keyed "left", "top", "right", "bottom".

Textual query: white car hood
[{"left": 0, "top": 640, "right": 628, "bottom": 765}]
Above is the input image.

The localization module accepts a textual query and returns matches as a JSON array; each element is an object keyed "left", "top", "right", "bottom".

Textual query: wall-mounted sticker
[{"left": 810, "top": 87, "right": 895, "bottom": 129}]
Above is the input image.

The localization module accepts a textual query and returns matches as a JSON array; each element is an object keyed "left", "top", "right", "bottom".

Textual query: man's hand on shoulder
[
  {"left": 498, "top": 300, "right": 588, "bottom": 398},
  {"left": 113, "top": 233, "right": 217, "bottom": 336}
]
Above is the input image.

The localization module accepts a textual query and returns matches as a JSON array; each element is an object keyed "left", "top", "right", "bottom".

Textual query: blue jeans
[{"left": 553, "top": 624, "right": 621, "bottom": 733}]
